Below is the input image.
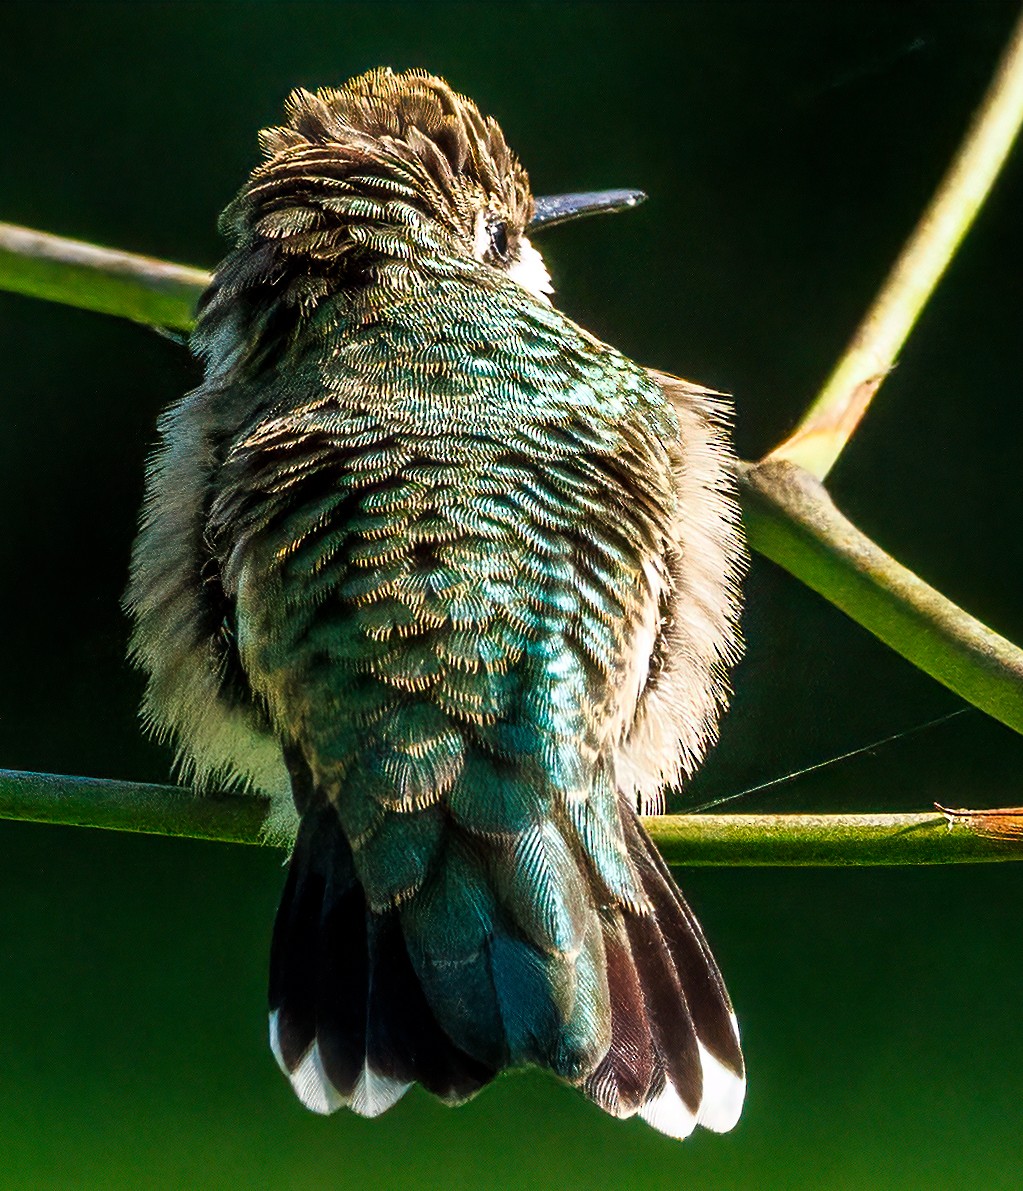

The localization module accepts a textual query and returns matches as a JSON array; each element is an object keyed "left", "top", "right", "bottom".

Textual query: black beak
[{"left": 528, "top": 188, "right": 647, "bottom": 232}]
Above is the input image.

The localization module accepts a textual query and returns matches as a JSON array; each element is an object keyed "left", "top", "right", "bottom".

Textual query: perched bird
[{"left": 126, "top": 68, "right": 747, "bottom": 1139}]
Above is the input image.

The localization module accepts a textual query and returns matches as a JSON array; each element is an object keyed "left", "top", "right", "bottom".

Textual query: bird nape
[{"left": 125, "top": 67, "right": 747, "bottom": 1140}]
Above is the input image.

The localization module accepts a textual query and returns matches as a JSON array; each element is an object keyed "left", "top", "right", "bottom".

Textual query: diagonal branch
[
  {"left": 740, "top": 458, "right": 1023, "bottom": 734},
  {"left": 0, "top": 221, "right": 207, "bottom": 329},
  {"left": 768, "top": 7, "right": 1023, "bottom": 479}
]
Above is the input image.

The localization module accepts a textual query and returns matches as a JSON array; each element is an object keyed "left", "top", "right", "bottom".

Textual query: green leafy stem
[{"left": 2, "top": 11, "right": 1023, "bottom": 865}]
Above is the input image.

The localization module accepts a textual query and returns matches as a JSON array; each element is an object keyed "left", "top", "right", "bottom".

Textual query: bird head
[{"left": 217, "top": 68, "right": 644, "bottom": 306}]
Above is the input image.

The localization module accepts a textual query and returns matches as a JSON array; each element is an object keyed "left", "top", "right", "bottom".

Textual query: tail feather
[
  {"left": 552, "top": 912, "right": 610, "bottom": 1082},
  {"left": 269, "top": 804, "right": 495, "bottom": 1116},
  {"left": 401, "top": 830, "right": 609, "bottom": 1080},
  {"left": 400, "top": 834, "right": 509, "bottom": 1069},
  {"left": 583, "top": 812, "right": 745, "bottom": 1137},
  {"left": 581, "top": 918, "right": 656, "bottom": 1116},
  {"left": 363, "top": 912, "right": 494, "bottom": 1104},
  {"left": 627, "top": 812, "right": 745, "bottom": 1088},
  {"left": 313, "top": 851, "right": 371, "bottom": 1101},
  {"left": 267, "top": 813, "right": 331, "bottom": 1074},
  {"left": 624, "top": 902, "right": 705, "bottom": 1138}
]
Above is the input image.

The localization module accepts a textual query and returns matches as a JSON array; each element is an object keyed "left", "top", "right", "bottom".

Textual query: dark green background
[{"left": 2, "top": 2, "right": 1022, "bottom": 1187}]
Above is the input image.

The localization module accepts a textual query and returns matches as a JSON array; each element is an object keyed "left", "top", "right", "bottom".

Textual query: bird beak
[{"left": 528, "top": 188, "right": 647, "bottom": 232}]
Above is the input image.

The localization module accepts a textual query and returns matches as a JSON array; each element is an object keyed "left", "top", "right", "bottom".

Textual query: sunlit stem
[
  {"left": 0, "top": 221, "right": 208, "bottom": 330},
  {"left": 769, "top": 9, "right": 1023, "bottom": 480}
]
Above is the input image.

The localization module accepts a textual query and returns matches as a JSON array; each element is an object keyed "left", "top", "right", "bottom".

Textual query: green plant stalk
[
  {"left": 0, "top": 768, "right": 1016, "bottom": 865},
  {"left": 0, "top": 769, "right": 266, "bottom": 845},
  {"left": 650, "top": 811, "right": 1017, "bottom": 866},
  {"left": 0, "top": 221, "right": 208, "bottom": 329},
  {"left": 741, "top": 458, "right": 1023, "bottom": 733},
  {"left": 770, "top": 8, "right": 1023, "bottom": 479}
]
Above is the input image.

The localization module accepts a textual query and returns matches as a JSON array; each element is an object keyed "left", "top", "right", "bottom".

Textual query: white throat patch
[{"left": 507, "top": 235, "right": 554, "bottom": 302}]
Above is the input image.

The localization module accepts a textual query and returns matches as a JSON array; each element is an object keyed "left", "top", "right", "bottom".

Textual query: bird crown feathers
[{"left": 223, "top": 68, "right": 533, "bottom": 246}]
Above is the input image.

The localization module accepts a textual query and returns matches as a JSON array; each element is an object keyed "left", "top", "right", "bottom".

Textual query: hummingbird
[{"left": 126, "top": 67, "right": 747, "bottom": 1139}]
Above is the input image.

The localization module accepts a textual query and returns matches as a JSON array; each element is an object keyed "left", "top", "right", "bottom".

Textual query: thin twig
[
  {"left": 651, "top": 810, "right": 1020, "bottom": 866},
  {"left": 740, "top": 457, "right": 1023, "bottom": 733},
  {"left": 0, "top": 221, "right": 208, "bottom": 329},
  {"left": 1, "top": 768, "right": 1019, "bottom": 865},
  {"left": 769, "top": 8, "right": 1023, "bottom": 479}
]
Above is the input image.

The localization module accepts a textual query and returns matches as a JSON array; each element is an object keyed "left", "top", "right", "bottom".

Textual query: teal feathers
[{"left": 126, "top": 68, "right": 747, "bottom": 1137}]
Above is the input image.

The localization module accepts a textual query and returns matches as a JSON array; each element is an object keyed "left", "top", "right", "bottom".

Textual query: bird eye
[{"left": 489, "top": 222, "right": 509, "bottom": 261}]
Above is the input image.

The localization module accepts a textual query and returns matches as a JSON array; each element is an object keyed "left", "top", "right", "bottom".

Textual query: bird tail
[
  {"left": 268, "top": 799, "right": 744, "bottom": 1137},
  {"left": 583, "top": 810, "right": 746, "bottom": 1138},
  {"left": 268, "top": 802, "right": 495, "bottom": 1116}
]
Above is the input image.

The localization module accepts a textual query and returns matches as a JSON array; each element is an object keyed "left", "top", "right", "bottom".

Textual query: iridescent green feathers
[{"left": 126, "top": 68, "right": 746, "bottom": 1138}]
